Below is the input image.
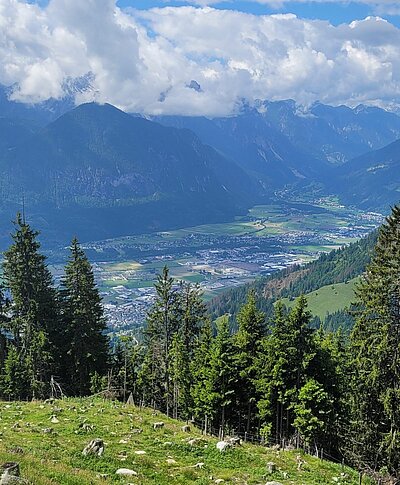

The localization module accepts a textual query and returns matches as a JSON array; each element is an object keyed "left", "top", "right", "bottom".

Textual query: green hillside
[
  {"left": 281, "top": 277, "right": 359, "bottom": 319},
  {"left": 0, "top": 397, "right": 366, "bottom": 485},
  {"left": 209, "top": 232, "right": 376, "bottom": 327}
]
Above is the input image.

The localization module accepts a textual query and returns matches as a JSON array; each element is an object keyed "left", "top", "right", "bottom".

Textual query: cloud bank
[{"left": 1, "top": 0, "right": 400, "bottom": 116}]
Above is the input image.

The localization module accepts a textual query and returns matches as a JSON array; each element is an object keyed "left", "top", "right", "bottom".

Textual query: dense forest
[{"left": 1, "top": 207, "right": 400, "bottom": 483}]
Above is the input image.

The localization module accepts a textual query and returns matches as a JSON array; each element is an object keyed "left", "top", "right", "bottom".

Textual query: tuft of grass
[{"left": 0, "top": 397, "right": 368, "bottom": 484}]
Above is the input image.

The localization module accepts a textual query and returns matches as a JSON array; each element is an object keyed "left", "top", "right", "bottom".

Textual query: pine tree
[
  {"left": 234, "top": 291, "right": 265, "bottom": 433},
  {"left": 1, "top": 214, "right": 59, "bottom": 398},
  {"left": 60, "top": 238, "right": 109, "bottom": 396},
  {"left": 349, "top": 205, "right": 400, "bottom": 477}
]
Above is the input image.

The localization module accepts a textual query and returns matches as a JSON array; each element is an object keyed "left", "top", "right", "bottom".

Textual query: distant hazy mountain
[
  {"left": 0, "top": 103, "right": 257, "bottom": 245},
  {"left": 334, "top": 138, "right": 400, "bottom": 210},
  {"left": 0, "top": 117, "right": 38, "bottom": 152},
  {"left": 0, "top": 77, "right": 93, "bottom": 126},
  {"left": 156, "top": 110, "right": 329, "bottom": 189},
  {"left": 156, "top": 100, "right": 400, "bottom": 168},
  {"left": 1, "top": 89, "right": 400, "bottom": 245}
]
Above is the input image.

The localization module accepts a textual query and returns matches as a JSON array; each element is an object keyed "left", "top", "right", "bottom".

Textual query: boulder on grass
[
  {"left": 115, "top": 469, "right": 137, "bottom": 476},
  {"left": 82, "top": 439, "right": 105, "bottom": 457},
  {"left": 0, "top": 462, "right": 23, "bottom": 485}
]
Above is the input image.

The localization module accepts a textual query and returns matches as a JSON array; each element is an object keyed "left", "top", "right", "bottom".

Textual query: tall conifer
[
  {"left": 234, "top": 291, "right": 265, "bottom": 433},
  {"left": 2, "top": 214, "right": 58, "bottom": 398},
  {"left": 60, "top": 238, "right": 108, "bottom": 396},
  {"left": 349, "top": 205, "right": 400, "bottom": 476}
]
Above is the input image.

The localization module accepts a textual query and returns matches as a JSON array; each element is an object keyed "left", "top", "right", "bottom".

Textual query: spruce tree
[
  {"left": 191, "top": 319, "right": 217, "bottom": 429},
  {"left": 171, "top": 282, "right": 207, "bottom": 419},
  {"left": 256, "top": 297, "right": 315, "bottom": 443},
  {"left": 349, "top": 205, "right": 400, "bottom": 477},
  {"left": 142, "top": 266, "right": 180, "bottom": 415},
  {"left": 234, "top": 291, "right": 265, "bottom": 433},
  {"left": 209, "top": 316, "right": 236, "bottom": 434},
  {"left": 1, "top": 214, "right": 58, "bottom": 398},
  {"left": 60, "top": 238, "right": 109, "bottom": 396}
]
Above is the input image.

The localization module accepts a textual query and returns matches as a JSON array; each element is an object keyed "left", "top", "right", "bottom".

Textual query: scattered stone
[
  {"left": 163, "top": 442, "right": 173, "bottom": 447},
  {"left": 266, "top": 462, "right": 276, "bottom": 474},
  {"left": 193, "top": 462, "right": 205, "bottom": 469},
  {"left": 115, "top": 469, "right": 137, "bottom": 476},
  {"left": 79, "top": 423, "right": 95, "bottom": 433},
  {"left": 296, "top": 454, "right": 306, "bottom": 471},
  {"left": 227, "top": 437, "right": 241, "bottom": 446},
  {"left": 153, "top": 422, "right": 164, "bottom": 430},
  {"left": 188, "top": 439, "right": 199, "bottom": 447},
  {"left": 181, "top": 425, "right": 190, "bottom": 433},
  {"left": 126, "top": 393, "right": 135, "bottom": 406},
  {"left": 131, "top": 428, "right": 143, "bottom": 434},
  {"left": 82, "top": 439, "right": 105, "bottom": 457},
  {"left": 265, "top": 482, "right": 283, "bottom": 485},
  {"left": 0, "top": 462, "right": 21, "bottom": 485},
  {"left": 42, "top": 428, "right": 53, "bottom": 434},
  {"left": 166, "top": 459, "right": 177, "bottom": 465},
  {"left": 216, "top": 441, "right": 232, "bottom": 452},
  {"left": 50, "top": 416, "right": 59, "bottom": 424},
  {"left": 119, "top": 439, "right": 129, "bottom": 444},
  {"left": 215, "top": 480, "right": 224, "bottom": 484},
  {"left": 8, "top": 449, "right": 23, "bottom": 455},
  {"left": 134, "top": 450, "right": 146, "bottom": 455}
]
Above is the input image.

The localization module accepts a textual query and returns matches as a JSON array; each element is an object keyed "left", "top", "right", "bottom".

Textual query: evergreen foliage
[
  {"left": 59, "top": 238, "right": 109, "bottom": 396},
  {"left": 1, "top": 214, "right": 58, "bottom": 398},
  {"left": 349, "top": 205, "right": 400, "bottom": 477}
]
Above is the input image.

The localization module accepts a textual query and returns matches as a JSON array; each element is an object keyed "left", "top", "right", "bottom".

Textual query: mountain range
[
  {"left": 1, "top": 85, "right": 400, "bottom": 245},
  {"left": 0, "top": 102, "right": 257, "bottom": 245}
]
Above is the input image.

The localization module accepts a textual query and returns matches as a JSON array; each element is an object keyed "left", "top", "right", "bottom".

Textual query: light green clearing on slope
[{"left": 281, "top": 277, "right": 359, "bottom": 319}]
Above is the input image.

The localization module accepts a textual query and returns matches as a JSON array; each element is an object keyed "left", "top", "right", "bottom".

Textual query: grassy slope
[
  {"left": 281, "top": 277, "right": 359, "bottom": 319},
  {"left": 0, "top": 397, "right": 366, "bottom": 485}
]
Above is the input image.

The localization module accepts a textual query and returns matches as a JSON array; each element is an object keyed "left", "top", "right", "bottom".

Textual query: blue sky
[{"left": 117, "top": 1, "right": 400, "bottom": 27}]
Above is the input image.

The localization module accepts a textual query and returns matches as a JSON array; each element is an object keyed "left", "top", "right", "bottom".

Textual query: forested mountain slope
[
  {"left": 209, "top": 231, "right": 377, "bottom": 324},
  {"left": 0, "top": 102, "right": 258, "bottom": 245},
  {"left": 334, "top": 138, "right": 400, "bottom": 211}
]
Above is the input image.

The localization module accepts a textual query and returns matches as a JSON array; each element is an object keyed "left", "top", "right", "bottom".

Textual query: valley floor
[{"left": 47, "top": 198, "right": 383, "bottom": 336}]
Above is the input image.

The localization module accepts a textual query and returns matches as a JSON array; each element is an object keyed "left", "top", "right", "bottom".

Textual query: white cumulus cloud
[{"left": 1, "top": 0, "right": 400, "bottom": 116}]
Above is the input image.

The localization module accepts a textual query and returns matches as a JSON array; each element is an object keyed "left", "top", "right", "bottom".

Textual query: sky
[
  {"left": 1, "top": 0, "right": 400, "bottom": 116},
  {"left": 121, "top": 1, "right": 400, "bottom": 27}
]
